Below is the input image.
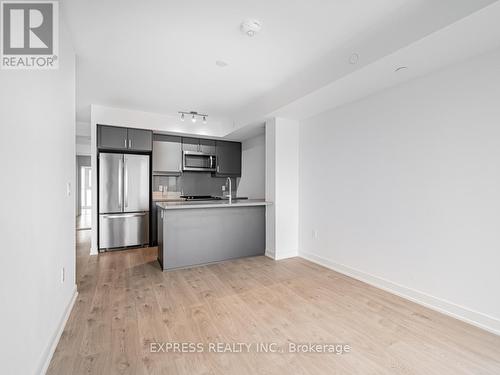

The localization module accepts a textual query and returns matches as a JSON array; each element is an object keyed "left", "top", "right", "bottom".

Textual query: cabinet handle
[
  {"left": 217, "top": 165, "right": 220, "bottom": 173},
  {"left": 129, "top": 139, "right": 132, "bottom": 148},
  {"left": 124, "top": 138, "right": 127, "bottom": 148}
]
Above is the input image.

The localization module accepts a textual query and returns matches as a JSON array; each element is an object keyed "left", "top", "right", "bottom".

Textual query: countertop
[{"left": 156, "top": 199, "right": 271, "bottom": 210}]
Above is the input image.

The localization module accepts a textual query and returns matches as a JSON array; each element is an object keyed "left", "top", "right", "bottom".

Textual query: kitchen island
[{"left": 156, "top": 200, "right": 270, "bottom": 270}]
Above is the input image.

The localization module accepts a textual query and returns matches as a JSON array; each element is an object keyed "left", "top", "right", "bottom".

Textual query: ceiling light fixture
[{"left": 178, "top": 111, "right": 208, "bottom": 124}]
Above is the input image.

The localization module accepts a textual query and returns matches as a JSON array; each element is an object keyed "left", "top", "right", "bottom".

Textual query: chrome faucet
[{"left": 226, "top": 177, "right": 232, "bottom": 204}]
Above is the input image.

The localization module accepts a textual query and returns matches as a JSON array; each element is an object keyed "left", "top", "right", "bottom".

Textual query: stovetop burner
[{"left": 181, "top": 195, "right": 221, "bottom": 201}]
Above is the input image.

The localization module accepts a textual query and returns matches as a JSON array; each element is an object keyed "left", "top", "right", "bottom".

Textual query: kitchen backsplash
[{"left": 153, "top": 172, "right": 239, "bottom": 197}]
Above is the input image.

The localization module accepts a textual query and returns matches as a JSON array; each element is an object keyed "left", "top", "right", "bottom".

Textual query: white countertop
[{"left": 156, "top": 199, "right": 271, "bottom": 210}]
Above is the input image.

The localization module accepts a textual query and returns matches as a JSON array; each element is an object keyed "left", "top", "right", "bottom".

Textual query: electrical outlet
[
  {"left": 61, "top": 267, "right": 65, "bottom": 283},
  {"left": 159, "top": 185, "right": 163, "bottom": 192},
  {"left": 312, "top": 230, "right": 319, "bottom": 239}
]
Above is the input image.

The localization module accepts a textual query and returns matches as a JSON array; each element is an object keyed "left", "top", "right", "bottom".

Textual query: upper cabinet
[
  {"left": 153, "top": 135, "right": 182, "bottom": 175},
  {"left": 215, "top": 141, "right": 241, "bottom": 177},
  {"left": 98, "top": 125, "right": 128, "bottom": 150},
  {"left": 200, "top": 139, "right": 216, "bottom": 154},
  {"left": 97, "top": 125, "right": 152, "bottom": 151},
  {"left": 182, "top": 137, "right": 216, "bottom": 154},
  {"left": 127, "top": 128, "right": 153, "bottom": 151},
  {"left": 182, "top": 137, "right": 200, "bottom": 152},
  {"left": 98, "top": 126, "right": 242, "bottom": 176}
]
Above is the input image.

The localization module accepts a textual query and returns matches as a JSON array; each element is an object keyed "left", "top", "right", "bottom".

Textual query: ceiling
[{"left": 64, "top": 0, "right": 495, "bottom": 126}]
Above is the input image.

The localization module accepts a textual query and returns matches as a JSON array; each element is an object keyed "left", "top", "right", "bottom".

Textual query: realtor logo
[{"left": 1, "top": 1, "right": 58, "bottom": 69}]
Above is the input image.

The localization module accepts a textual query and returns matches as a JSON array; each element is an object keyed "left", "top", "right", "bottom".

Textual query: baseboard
[
  {"left": 275, "top": 251, "right": 298, "bottom": 260},
  {"left": 38, "top": 285, "right": 78, "bottom": 375},
  {"left": 300, "top": 250, "right": 500, "bottom": 336},
  {"left": 265, "top": 250, "right": 275, "bottom": 259},
  {"left": 265, "top": 250, "right": 298, "bottom": 260}
]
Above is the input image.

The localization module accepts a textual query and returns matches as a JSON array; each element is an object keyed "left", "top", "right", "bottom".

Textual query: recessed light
[
  {"left": 395, "top": 66, "right": 408, "bottom": 72},
  {"left": 216, "top": 60, "right": 228, "bottom": 68}
]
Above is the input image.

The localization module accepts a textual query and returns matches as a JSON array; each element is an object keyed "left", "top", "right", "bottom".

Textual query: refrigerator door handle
[
  {"left": 118, "top": 157, "right": 123, "bottom": 210},
  {"left": 124, "top": 159, "right": 128, "bottom": 208},
  {"left": 101, "top": 213, "right": 147, "bottom": 219}
]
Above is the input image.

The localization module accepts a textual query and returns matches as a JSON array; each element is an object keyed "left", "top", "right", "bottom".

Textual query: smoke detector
[
  {"left": 240, "top": 19, "right": 262, "bottom": 37},
  {"left": 349, "top": 53, "right": 359, "bottom": 65}
]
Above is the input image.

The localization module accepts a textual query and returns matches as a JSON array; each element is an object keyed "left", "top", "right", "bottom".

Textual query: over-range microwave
[{"left": 182, "top": 151, "right": 217, "bottom": 172}]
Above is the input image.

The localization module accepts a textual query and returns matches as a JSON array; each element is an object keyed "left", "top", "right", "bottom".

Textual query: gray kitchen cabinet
[
  {"left": 200, "top": 139, "right": 216, "bottom": 154},
  {"left": 98, "top": 125, "right": 152, "bottom": 151},
  {"left": 127, "top": 128, "right": 152, "bottom": 151},
  {"left": 182, "top": 137, "right": 216, "bottom": 154},
  {"left": 182, "top": 137, "right": 200, "bottom": 152},
  {"left": 157, "top": 205, "right": 265, "bottom": 270},
  {"left": 153, "top": 135, "right": 182, "bottom": 175},
  {"left": 215, "top": 141, "right": 241, "bottom": 176},
  {"left": 98, "top": 125, "right": 128, "bottom": 150}
]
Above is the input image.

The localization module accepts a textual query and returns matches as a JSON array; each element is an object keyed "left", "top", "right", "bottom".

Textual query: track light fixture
[{"left": 178, "top": 111, "right": 208, "bottom": 124}]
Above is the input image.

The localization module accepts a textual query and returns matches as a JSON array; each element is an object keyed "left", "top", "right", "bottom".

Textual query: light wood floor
[{"left": 47, "top": 231, "right": 500, "bottom": 374}]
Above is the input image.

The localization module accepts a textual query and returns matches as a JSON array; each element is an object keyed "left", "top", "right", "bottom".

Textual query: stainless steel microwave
[{"left": 182, "top": 151, "right": 217, "bottom": 172}]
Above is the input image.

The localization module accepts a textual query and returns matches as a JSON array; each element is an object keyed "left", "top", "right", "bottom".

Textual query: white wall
[
  {"left": 0, "top": 22, "right": 77, "bottom": 375},
  {"left": 237, "top": 134, "right": 265, "bottom": 199},
  {"left": 299, "top": 48, "right": 500, "bottom": 334},
  {"left": 266, "top": 118, "right": 299, "bottom": 260}
]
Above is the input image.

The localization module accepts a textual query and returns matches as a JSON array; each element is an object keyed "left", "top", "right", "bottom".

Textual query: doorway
[{"left": 77, "top": 156, "right": 92, "bottom": 230}]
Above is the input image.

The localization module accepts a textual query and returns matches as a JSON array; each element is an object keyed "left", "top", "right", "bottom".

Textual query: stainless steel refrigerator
[{"left": 99, "top": 153, "right": 149, "bottom": 250}]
